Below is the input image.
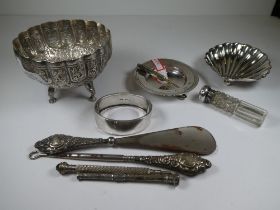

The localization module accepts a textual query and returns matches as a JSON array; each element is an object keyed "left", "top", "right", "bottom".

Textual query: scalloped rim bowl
[{"left": 13, "top": 19, "right": 112, "bottom": 103}]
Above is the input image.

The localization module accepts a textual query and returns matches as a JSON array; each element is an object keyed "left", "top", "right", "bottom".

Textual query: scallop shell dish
[{"left": 205, "top": 42, "right": 271, "bottom": 85}]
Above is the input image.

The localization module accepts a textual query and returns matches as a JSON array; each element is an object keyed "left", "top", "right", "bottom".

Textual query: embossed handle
[
  {"left": 131, "top": 153, "right": 211, "bottom": 176},
  {"left": 199, "top": 85, "right": 267, "bottom": 127},
  {"left": 34, "top": 134, "right": 115, "bottom": 155}
]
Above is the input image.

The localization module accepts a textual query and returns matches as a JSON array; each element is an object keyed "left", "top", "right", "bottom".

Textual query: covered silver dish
[{"left": 13, "top": 19, "right": 112, "bottom": 103}]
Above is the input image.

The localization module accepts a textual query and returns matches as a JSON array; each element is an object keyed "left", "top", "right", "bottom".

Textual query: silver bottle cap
[{"left": 199, "top": 85, "right": 216, "bottom": 103}]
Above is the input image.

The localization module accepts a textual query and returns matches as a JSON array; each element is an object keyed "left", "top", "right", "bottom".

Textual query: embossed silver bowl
[
  {"left": 205, "top": 42, "right": 271, "bottom": 85},
  {"left": 13, "top": 19, "right": 112, "bottom": 103}
]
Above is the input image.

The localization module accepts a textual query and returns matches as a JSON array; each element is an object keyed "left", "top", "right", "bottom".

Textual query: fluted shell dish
[
  {"left": 13, "top": 19, "right": 112, "bottom": 103},
  {"left": 205, "top": 42, "right": 271, "bottom": 85}
]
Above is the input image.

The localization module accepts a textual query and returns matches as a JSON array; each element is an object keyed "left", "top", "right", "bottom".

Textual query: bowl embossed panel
[{"left": 13, "top": 19, "right": 112, "bottom": 103}]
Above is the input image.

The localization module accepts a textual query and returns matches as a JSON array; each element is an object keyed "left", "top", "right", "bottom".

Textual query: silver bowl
[
  {"left": 205, "top": 42, "right": 271, "bottom": 85},
  {"left": 13, "top": 19, "right": 112, "bottom": 103}
]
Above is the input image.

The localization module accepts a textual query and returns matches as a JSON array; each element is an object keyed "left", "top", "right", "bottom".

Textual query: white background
[
  {"left": 0, "top": 1, "right": 280, "bottom": 210},
  {"left": 0, "top": 0, "right": 276, "bottom": 15}
]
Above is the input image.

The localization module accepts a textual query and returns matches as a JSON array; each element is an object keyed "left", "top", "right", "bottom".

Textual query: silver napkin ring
[{"left": 94, "top": 93, "right": 152, "bottom": 135}]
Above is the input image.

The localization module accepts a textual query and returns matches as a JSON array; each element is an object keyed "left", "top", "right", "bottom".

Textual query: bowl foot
[
  {"left": 85, "top": 81, "right": 96, "bottom": 102},
  {"left": 176, "top": 94, "right": 187, "bottom": 100},
  {"left": 223, "top": 78, "right": 232, "bottom": 86},
  {"left": 48, "top": 87, "right": 57, "bottom": 104}
]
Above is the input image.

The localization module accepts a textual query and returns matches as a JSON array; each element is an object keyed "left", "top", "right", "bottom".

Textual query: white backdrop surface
[
  {"left": 0, "top": 0, "right": 276, "bottom": 15},
  {"left": 0, "top": 15, "right": 280, "bottom": 210}
]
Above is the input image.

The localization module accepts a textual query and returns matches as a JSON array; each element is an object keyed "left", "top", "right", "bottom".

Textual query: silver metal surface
[
  {"left": 57, "top": 162, "right": 180, "bottom": 186},
  {"left": 56, "top": 162, "right": 171, "bottom": 175},
  {"left": 31, "top": 126, "right": 216, "bottom": 155},
  {"left": 95, "top": 93, "right": 152, "bottom": 135},
  {"left": 135, "top": 59, "right": 199, "bottom": 98},
  {"left": 205, "top": 42, "right": 271, "bottom": 85},
  {"left": 29, "top": 151, "right": 211, "bottom": 176},
  {"left": 199, "top": 85, "right": 216, "bottom": 103},
  {"left": 77, "top": 173, "right": 179, "bottom": 186},
  {"left": 13, "top": 19, "right": 112, "bottom": 103}
]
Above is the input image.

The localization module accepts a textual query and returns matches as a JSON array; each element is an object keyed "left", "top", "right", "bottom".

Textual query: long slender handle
[
  {"left": 33, "top": 152, "right": 211, "bottom": 176},
  {"left": 56, "top": 162, "right": 174, "bottom": 176},
  {"left": 77, "top": 173, "right": 179, "bottom": 186}
]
